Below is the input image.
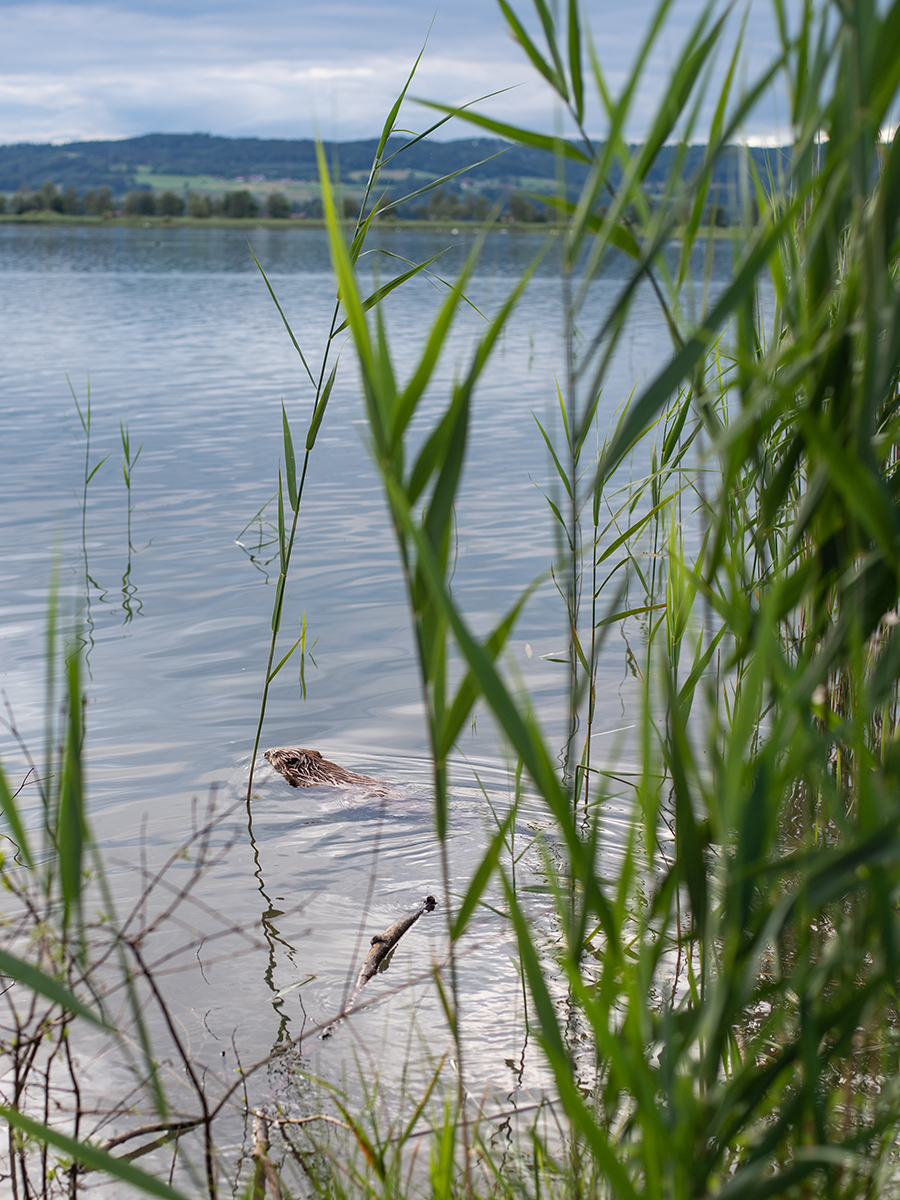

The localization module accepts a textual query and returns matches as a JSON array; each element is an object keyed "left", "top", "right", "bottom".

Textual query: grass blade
[
  {"left": 306, "top": 363, "right": 338, "bottom": 451},
  {"left": 1, "top": 1107, "right": 190, "bottom": 1200},
  {"left": 0, "top": 761, "right": 32, "bottom": 867},
  {"left": 334, "top": 251, "right": 449, "bottom": 334},
  {"left": 498, "top": 0, "right": 567, "bottom": 96},
  {"left": 57, "top": 648, "right": 84, "bottom": 930},
  {"left": 281, "top": 402, "right": 298, "bottom": 512},
  {"left": 414, "top": 102, "right": 592, "bottom": 163},
  {"left": 0, "top": 949, "right": 105, "bottom": 1026},
  {"left": 250, "top": 247, "right": 316, "bottom": 389}
]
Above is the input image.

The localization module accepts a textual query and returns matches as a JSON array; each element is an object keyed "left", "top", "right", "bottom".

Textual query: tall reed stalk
[{"left": 245, "top": 54, "right": 502, "bottom": 801}]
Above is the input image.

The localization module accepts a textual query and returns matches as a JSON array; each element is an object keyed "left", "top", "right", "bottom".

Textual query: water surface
[{"left": 0, "top": 223, "right": 718, "bottom": 1166}]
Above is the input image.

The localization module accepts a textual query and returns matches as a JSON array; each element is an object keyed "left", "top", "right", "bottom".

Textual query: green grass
[
  {"left": 133, "top": 169, "right": 368, "bottom": 203},
  {"left": 134, "top": 169, "right": 258, "bottom": 191}
]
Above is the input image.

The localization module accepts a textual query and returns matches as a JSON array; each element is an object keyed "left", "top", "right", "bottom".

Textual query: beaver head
[{"left": 264, "top": 746, "right": 325, "bottom": 786}]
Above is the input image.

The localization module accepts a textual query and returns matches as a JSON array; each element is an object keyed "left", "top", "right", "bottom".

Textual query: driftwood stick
[
  {"left": 321, "top": 895, "right": 436, "bottom": 1040},
  {"left": 100, "top": 1118, "right": 204, "bottom": 1153},
  {"left": 76, "top": 1118, "right": 203, "bottom": 1173},
  {"left": 251, "top": 1111, "right": 283, "bottom": 1200}
]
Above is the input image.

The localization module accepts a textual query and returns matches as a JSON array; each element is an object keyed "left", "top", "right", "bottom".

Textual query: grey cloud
[{"left": 0, "top": 0, "right": 793, "bottom": 145}]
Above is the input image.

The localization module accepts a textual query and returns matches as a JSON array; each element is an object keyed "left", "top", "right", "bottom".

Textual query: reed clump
[{"left": 305, "top": 0, "right": 900, "bottom": 1195}]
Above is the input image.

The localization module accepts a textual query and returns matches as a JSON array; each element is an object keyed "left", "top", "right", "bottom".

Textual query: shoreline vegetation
[
  {"left": 0, "top": 145, "right": 744, "bottom": 228},
  {"left": 0, "top": 131, "right": 779, "bottom": 225},
  {"left": 0, "top": 210, "right": 740, "bottom": 235}
]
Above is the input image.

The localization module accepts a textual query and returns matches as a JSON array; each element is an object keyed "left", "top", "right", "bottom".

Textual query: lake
[{"left": 0, "top": 222, "right": 720, "bottom": 1183}]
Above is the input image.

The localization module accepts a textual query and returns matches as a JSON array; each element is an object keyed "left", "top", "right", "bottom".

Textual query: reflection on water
[{"left": 0, "top": 224, "right": 727, "bottom": 1150}]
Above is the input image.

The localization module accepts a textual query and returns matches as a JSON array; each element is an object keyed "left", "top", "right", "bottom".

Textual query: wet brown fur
[{"left": 264, "top": 747, "right": 392, "bottom": 795}]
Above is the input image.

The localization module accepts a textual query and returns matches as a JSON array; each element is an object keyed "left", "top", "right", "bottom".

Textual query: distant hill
[{"left": 0, "top": 132, "right": 788, "bottom": 204}]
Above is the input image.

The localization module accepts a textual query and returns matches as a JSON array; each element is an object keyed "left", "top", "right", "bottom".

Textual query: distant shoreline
[
  {"left": 0, "top": 212, "right": 738, "bottom": 238},
  {"left": 0, "top": 212, "right": 548, "bottom": 231}
]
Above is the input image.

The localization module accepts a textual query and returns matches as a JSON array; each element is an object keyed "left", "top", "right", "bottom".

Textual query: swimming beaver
[{"left": 264, "top": 747, "right": 393, "bottom": 796}]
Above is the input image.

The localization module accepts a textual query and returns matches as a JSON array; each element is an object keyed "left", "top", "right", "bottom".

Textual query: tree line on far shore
[
  {"left": 0, "top": 177, "right": 733, "bottom": 226},
  {"left": 0, "top": 181, "right": 296, "bottom": 219},
  {"left": 120, "top": 188, "right": 295, "bottom": 218},
  {"left": 0, "top": 178, "right": 570, "bottom": 223},
  {"left": 0, "top": 181, "right": 116, "bottom": 215}
]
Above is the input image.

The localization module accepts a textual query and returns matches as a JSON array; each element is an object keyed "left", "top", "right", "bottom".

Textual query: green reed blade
[
  {"left": 440, "top": 582, "right": 542, "bottom": 755},
  {"left": 85, "top": 453, "right": 110, "bottom": 485},
  {"left": 319, "top": 144, "right": 374, "bottom": 376},
  {"left": 497, "top": 0, "right": 567, "bottom": 97},
  {"left": 333, "top": 251, "right": 448, "bottom": 334},
  {"left": 373, "top": 26, "right": 430, "bottom": 165},
  {"left": 270, "top": 575, "right": 286, "bottom": 637},
  {"left": 600, "top": 0, "right": 678, "bottom": 142},
  {"left": 0, "top": 948, "right": 105, "bottom": 1026},
  {"left": 450, "top": 808, "right": 515, "bottom": 940},
  {"left": 533, "top": 414, "right": 575, "bottom": 499},
  {"left": 384, "top": 476, "right": 568, "bottom": 813},
  {"left": 402, "top": 229, "right": 544, "bottom": 455},
  {"left": 250, "top": 246, "right": 316, "bottom": 389},
  {"left": 377, "top": 151, "right": 508, "bottom": 218},
  {"left": 532, "top": 0, "right": 569, "bottom": 92},
  {"left": 268, "top": 635, "right": 304, "bottom": 683},
  {"left": 0, "top": 1107, "right": 190, "bottom": 1200},
  {"left": 281, "top": 402, "right": 298, "bottom": 511},
  {"left": 365, "top": 248, "right": 490, "bottom": 323},
  {"left": 276, "top": 468, "right": 286, "bottom": 576},
  {"left": 545, "top": 194, "right": 644, "bottom": 257},
  {"left": 568, "top": 0, "right": 584, "bottom": 121},
  {"left": 422, "top": 388, "right": 470, "bottom": 562},
  {"left": 0, "top": 760, "right": 32, "bottom": 867},
  {"left": 379, "top": 85, "right": 518, "bottom": 173},
  {"left": 502, "top": 874, "right": 642, "bottom": 1200},
  {"left": 57, "top": 647, "right": 84, "bottom": 931},
  {"left": 345, "top": 216, "right": 375, "bottom": 266},
  {"left": 635, "top": 10, "right": 729, "bottom": 180},
  {"left": 67, "top": 373, "right": 89, "bottom": 434},
  {"left": 679, "top": 23, "right": 746, "bottom": 278},
  {"left": 306, "top": 362, "right": 337, "bottom": 451},
  {"left": 414, "top": 102, "right": 592, "bottom": 163},
  {"left": 804, "top": 441, "right": 900, "bottom": 568},
  {"left": 396, "top": 1054, "right": 448, "bottom": 1149},
  {"left": 596, "top": 206, "right": 800, "bottom": 490}
]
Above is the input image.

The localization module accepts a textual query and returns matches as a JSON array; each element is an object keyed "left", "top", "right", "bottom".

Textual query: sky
[{"left": 0, "top": 0, "right": 794, "bottom": 147}]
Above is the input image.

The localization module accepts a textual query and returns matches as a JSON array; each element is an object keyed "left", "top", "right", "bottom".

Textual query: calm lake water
[{"left": 0, "top": 223, "right": 726, "bottom": 1178}]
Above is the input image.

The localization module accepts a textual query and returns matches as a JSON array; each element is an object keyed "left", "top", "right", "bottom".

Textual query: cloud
[{"left": 0, "top": 0, "right": 793, "bottom": 145}]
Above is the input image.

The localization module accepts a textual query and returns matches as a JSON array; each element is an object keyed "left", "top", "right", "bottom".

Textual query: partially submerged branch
[{"left": 321, "top": 895, "right": 437, "bottom": 1040}]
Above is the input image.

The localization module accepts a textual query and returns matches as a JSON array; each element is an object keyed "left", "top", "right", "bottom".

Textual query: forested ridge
[{"left": 0, "top": 131, "right": 785, "bottom": 194}]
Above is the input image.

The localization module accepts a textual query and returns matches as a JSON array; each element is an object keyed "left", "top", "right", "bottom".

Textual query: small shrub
[
  {"left": 82, "top": 187, "right": 113, "bottom": 215},
  {"left": 507, "top": 192, "right": 536, "bottom": 222},
  {"left": 187, "top": 191, "right": 212, "bottom": 218},
  {"left": 123, "top": 190, "right": 157, "bottom": 217},
  {"left": 11, "top": 187, "right": 41, "bottom": 213},
  {"left": 266, "top": 191, "right": 291, "bottom": 219},
  {"left": 156, "top": 190, "right": 184, "bottom": 217},
  {"left": 222, "top": 189, "right": 258, "bottom": 219},
  {"left": 60, "top": 187, "right": 80, "bottom": 215}
]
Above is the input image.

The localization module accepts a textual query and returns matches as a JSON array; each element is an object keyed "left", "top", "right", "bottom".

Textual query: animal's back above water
[{"left": 264, "top": 747, "right": 393, "bottom": 796}]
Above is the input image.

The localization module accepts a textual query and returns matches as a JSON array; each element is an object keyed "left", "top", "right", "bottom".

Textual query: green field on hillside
[{"left": 133, "top": 170, "right": 364, "bottom": 202}]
